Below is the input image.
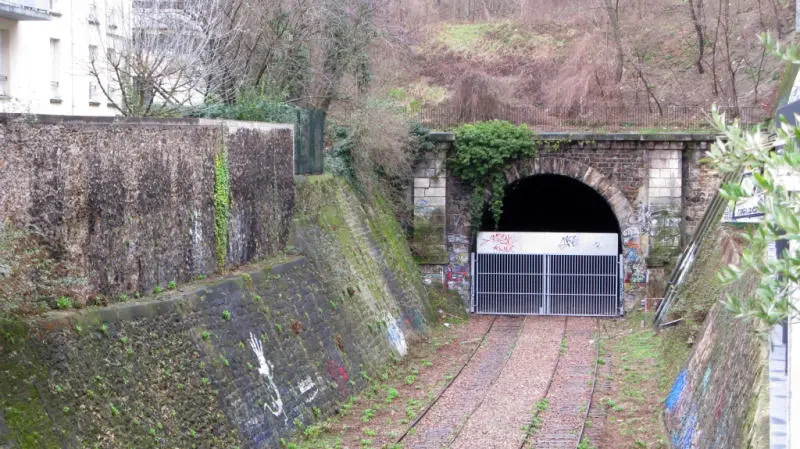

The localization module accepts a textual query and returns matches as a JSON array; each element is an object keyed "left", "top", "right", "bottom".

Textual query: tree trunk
[
  {"left": 604, "top": 0, "right": 624, "bottom": 84},
  {"left": 721, "top": 0, "right": 739, "bottom": 113},
  {"left": 710, "top": 0, "right": 721, "bottom": 96},
  {"left": 687, "top": 0, "right": 705, "bottom": 74}
]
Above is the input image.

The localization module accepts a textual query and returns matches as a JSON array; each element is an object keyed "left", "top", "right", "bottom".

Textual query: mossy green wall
[{"left": 0, "top": 176, "right": 431, "bottom": 449}]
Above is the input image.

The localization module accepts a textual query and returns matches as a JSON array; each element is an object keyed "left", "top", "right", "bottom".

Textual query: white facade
[{"left": 0, "top": 0, "right": 130, "bottom": 116}]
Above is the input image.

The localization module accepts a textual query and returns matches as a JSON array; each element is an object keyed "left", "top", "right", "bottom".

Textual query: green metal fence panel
[{"left": 294, "top": 108, "right": 325, "bottom": 175}]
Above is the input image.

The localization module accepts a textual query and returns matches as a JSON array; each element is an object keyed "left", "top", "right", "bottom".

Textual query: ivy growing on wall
[
  {"left": 213, "top": 148, "right": 230, "bottom": 270},
  {"left": 449, "top": 120, "right": 537, "bottom": 229}
]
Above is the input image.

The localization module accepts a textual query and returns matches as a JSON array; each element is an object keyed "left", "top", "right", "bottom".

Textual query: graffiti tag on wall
[
  {"left": 248, "top": 332, "right": 285, "bottom": 418},
  {"left": 385, "top": 314, "right": 408, "bottom": 356}
]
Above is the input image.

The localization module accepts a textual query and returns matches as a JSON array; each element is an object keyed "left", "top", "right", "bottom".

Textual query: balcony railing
[{"left": 0, "top": 0, "right": 51, "bottom": 20}]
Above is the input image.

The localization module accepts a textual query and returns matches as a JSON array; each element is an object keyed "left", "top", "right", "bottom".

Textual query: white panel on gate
[{"left": 476, "top": 232, "right": 618, "bottom": 256}]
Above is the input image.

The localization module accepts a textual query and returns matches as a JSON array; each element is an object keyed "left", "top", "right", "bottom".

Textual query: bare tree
[
  {"left": 603, "top": 0, "right": 624, "bottom": 84},
  {"left": 630, "top": 49, "right": 662, "bottom": 115},
  {"left": 90, "top": 0, "right": 245, "bottom": 116},
  {"left": 687, "top": 0, "right": 705, "bottom": 74}
]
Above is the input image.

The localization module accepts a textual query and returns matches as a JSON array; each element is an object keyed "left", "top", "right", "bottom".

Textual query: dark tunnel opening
[{"left": 480, "top": 174, "right": 622, "bottom": 252}]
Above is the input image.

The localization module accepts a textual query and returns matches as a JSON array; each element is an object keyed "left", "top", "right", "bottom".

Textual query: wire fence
[{"left": 385, "top": 104, "right": 767, "bottom": 131}]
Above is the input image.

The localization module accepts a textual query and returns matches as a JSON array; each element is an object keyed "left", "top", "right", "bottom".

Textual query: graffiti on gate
[
  {"left": 558, "top": 234, "right": 578, "bottom": 249},
  {"left": 479, "top": 233, "right": 515, "bottom": 253}
]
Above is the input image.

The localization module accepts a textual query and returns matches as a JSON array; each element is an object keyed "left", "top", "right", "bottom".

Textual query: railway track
[
  {"left": 395, "top": 316, "right": 601, "bottom": 449},
  {"left": 394, "top": 315, "right": 501, "bottom": 445},
  {"left": 524, "top": 317, "right": 601, "bottom": 449}
]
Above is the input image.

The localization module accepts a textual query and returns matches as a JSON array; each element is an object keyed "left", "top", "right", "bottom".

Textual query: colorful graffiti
[
  {"left": 671, "top": 409, "right": 698, "bottom": 449},
  {"left": 326, "top": 360, "right": 349, "bottom": 396},
  {"left": 422, "top": 272, "right": 443, "bottom": 286},
  {"left": 666, "top": 369, "right": 687, "bottom": 411},
  {"left": 623, "top": 236, "right": 647, "bottom": 287},
  {"left": 446, "top": 233, "right": 471, "bottom": 302},
  {"left": 385, "top": 314, "right": 408, "bottom": 356}
]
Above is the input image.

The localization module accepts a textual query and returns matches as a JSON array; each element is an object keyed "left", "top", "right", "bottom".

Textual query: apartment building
[{"left": 0, "top": 0, "right": 131, "bottom": 116}]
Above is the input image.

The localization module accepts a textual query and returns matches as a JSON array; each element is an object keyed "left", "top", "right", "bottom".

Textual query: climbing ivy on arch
[{"left": 449, "top": 120, "right": 537, "bottom": 229}]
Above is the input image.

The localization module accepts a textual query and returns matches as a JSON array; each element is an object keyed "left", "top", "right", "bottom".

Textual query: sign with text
[{"left": 723, "top": 172, "right": 765, "bottom": 223}]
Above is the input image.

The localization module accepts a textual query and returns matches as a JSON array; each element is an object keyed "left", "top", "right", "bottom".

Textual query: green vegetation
[
  {"left": 0, "top": 221, "right": 88, "bottom": 317},
  {"left": 222, "top": 310, "right": 231, "bottom": 321},
  {"left": 435, "top": 21, "right": 569, "bottom": 58},
  {"left": 699, "top": 35, "right": 800, "bottom": 328},
  {"left": 603, "top": 310, "right": 672, "bottom": 448},
  {"left": 450, "top": 120, "right": 538, "bottom": 228},
  {"left": 385, "top": 387, "right": 399, "bottom": 403},
  {"left": 55, "top": 296, "right": 72, "bottom": 310},
  {"left": 361, "top": 407, "right": 377, "bottom": 423},
  {"left": 214, "top": 148, "right": 231, "bottom": 270},
  {"left": 167, "top": 280, "right": 177, "bottom": 290}
]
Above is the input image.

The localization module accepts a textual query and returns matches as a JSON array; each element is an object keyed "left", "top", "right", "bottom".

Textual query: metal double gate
[{"left": 471, "top": 232, "right": 623, "bottom": 317}]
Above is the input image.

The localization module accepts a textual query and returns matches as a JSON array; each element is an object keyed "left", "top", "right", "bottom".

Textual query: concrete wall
[
  {"left": 0, "top": 175, "right": 432, "bottom": 449},
  {"left": 0, "top": 115, "right": 294, "bottom": 313}
]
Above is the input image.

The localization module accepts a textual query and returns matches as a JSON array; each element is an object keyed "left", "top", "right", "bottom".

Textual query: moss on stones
[{"left": 213, "top": 146, "right": 231, "bottom": 271}]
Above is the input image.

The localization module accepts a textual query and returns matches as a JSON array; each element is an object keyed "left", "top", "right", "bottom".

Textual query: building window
[
  {"left": 88, "top": 2, "right": 99, "bottom": 25},
  {"left": 50, "top": 38, "right": 61, "bottom": 100},
  {"left": 89, "top": 45, "right": 98, "bottom": 63},
  {"left": 0, "top": 30, "right": 9, "bottom": 97},
  {"left": 89, "top": 82, "right": 99, "bottom": 100}
]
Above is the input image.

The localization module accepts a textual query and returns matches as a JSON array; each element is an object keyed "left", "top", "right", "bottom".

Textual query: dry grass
[{"left": 371, "top": 0, "right": 793, "bottom": 119}]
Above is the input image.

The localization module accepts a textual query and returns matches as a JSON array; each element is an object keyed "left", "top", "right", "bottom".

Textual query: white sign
[
  {"left": 476, "top": 232, "right": 618, "bottom": 256},
  {"left": 723, "top": 172, "right": 765, "bottom": 223}
]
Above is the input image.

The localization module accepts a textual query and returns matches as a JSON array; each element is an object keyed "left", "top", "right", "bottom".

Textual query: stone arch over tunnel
[
  {"left": 500, "top": 157, "right": 635, "bottom": 232},
  {"left": 480, "top": 174, "right": 623, "bottom": 251},
  {"left": 492, "top": 157, "right": 647, "bottom": 288}
]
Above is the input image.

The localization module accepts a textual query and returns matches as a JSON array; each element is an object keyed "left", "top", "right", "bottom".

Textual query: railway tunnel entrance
[{"left": 471, "top": 174, "right": 623, "bottom": 316}]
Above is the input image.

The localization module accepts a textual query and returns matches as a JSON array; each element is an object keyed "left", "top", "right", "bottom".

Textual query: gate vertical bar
[
  {"left": 544, "top": 255, "right": 550, "bottom": 315},
  {"left": 470, "top": 253, "right": 476, "bottom": 313}
]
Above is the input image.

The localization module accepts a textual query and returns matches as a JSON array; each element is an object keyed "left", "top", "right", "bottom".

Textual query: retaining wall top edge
[
  {"left": 0, "top": 113, "right": 293, "bottom": 129},
  {"left": 427, "top": 131, "right": 455, "bottom": 142},
  {"left": 34, "top": 256, "right": 306, "bottom": 327},
  {"left": 531, "top": 132, "right": 721, "bottom": 141}
]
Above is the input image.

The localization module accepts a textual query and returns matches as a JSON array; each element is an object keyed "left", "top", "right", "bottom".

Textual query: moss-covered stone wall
[
  {"left": 0, "top": 116, "right": 294, "bottom": 314},
  {"left": 0, "top": 175, "right": 431, "bottom": 449}
]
